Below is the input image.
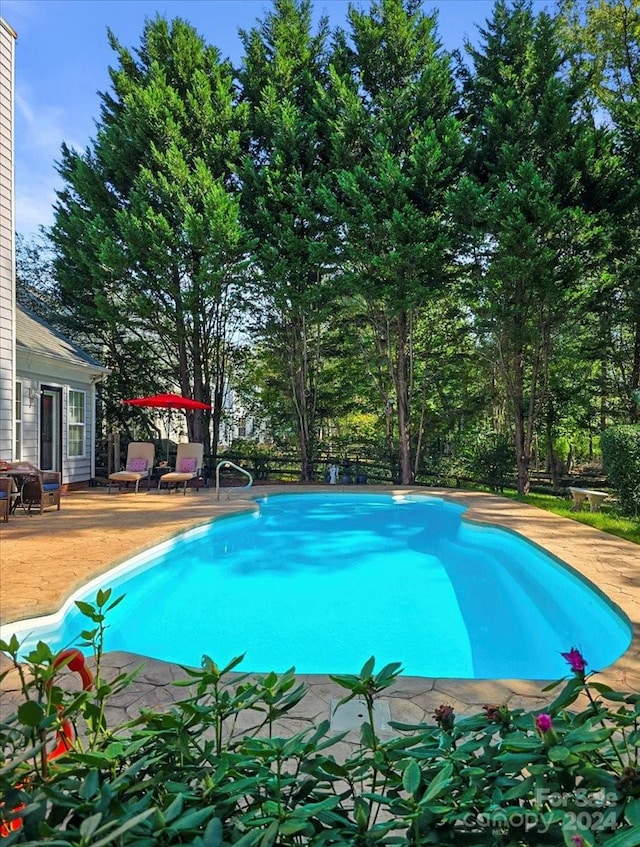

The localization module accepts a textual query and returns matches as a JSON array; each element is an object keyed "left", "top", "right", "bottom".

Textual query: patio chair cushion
[
  {"left": 127, "top": 458, "right": 148, "bottom": 472},
  {"left": 178, "top": 457, "right": 198, "bottom": 474}
]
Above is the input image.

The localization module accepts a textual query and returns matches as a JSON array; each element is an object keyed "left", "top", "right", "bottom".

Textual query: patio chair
[
  {"left": 19, "top": 470, "right": 62, "bottom": 515},
  {"left": 108, "top": 442, "right": 155, "bottom": 493},
  {"left": 157, "top": 442, "right": 204, "bottom": 495},
  {"left": 0, "top": 476, "right": 14, "bottom": 521}
]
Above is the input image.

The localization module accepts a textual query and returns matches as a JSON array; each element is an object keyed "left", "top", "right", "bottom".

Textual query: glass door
[{"left": 40, "top": 387, "right": 62, "bottom": 471}]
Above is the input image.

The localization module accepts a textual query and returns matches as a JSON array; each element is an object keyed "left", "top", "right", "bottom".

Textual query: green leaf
[
  {"left": 167, "top": 806, "right": 213, "bottom": 833},
  {"left": 402, "top": 760, "right": 421, "bottom": 797},
  {"left": 422, "top": 762, "right": 453, "bottom": 803},
  {"left": 291, "top": 797, "right": 342, "bottom": 817},
  {"left": 602, "top": 824, "right": 640, "bottom": 844},
  {"left": 105, "top": 593, "right": 126, "bottom": 613},
  {"left": 548, "top": 745, "right": 572, "bottom": 762},
  {"left": 221, "top": 653, "right": 246, "bottom": 673},
  {"left": 0, "top": 634, "right": 19, "bottom": 654},
  {"left": 231, "top": 831, "right": 262, "bottom": 847},
  {"left": 503, "top": 775, "right": 534, "bottom": 800},
  {"left": 375, "top": 661, "right": 403, "bottom": 686},
  {"left": 547, "top": 677, "right": 583, "bottom": 711},
  {"left": 259, "top": 820, "right": 279, "bottom": 847},
  {"left": 360, "top": 720, "right": 375, "bottom": 748},
  {"left": 80, "top": 812, "right": 103, "bottom": 839},
  {"left": 96, "top": 587, "right": 111, "bottom": 607},
  {"left": 320, "top": 759, "right": 348, "bottom": 777},
  {"left": 360, "top": 656, "right": 376, "bottom": 678},
  {"left": 89, "top": 809, "right": 155, "bottom": 847},
  {"left": 279, "top": 819, "right": 311, "bottom": 835},
  {"left": 565, "top": 727, "right": 614, "bottom": 745},
  {"left": 201, "top": 817, "right": 223, "bottom": 847},
  {"left": 163, "top": 794, "right": 184, "bottom": 824},
  {"left": 17, "top": 700, "right": 45, "bottom": 727},
  {"left": 502, "top": 733, "right": 543, "bottom": 752},
  {"left": 80, "top": 769, "right": 100, "bottom": 800},
  {"left": 626, "top": 798, "right": 640, "bottom": 826}
]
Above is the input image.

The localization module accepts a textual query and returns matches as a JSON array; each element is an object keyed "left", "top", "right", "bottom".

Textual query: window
[
  {"left": 15, "top": 382, "right": 22, "bottom": 459},
  {"left": 68, "top": 389, "right": 86, "bottom": 458}
]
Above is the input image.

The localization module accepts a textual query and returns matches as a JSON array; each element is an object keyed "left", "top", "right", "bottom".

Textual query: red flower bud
[{"left": 433, "top": 704, "right": 455, "bottom": 730}]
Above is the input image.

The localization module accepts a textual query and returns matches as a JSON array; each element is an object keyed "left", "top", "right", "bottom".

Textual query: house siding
[
  {"left": 0, "top": 19, "right": 108, "bottom": 484},
  {"left": 16, "top": 347, "right": 102, "bottom": 483},
  {"left": 0, "top": 19, "right": 16, "bottom": 462}
]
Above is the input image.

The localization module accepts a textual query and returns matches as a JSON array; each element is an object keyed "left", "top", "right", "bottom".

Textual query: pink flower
[
  {"left": 571, "top": 836, "right": 584, "bottom": 847},
  {"left": 561, "top": 647, "right": 587, "bottom": 675},
  {"left": 535, "top": 713, "right": 553, "bottom": 733}
]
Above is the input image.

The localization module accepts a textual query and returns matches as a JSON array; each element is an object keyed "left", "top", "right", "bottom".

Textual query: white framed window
[
  {"left": 68, "top": 389, "right": 86, "bottom": 458},
  {"left": 15, "top": 381, "right": 22, "bottom": 459}
]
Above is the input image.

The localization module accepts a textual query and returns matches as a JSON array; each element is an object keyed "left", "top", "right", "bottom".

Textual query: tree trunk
[
  {"left": 514, "top": 408, "right": 530, "bottom": 495},
  {"left": 289, "top": 315, "right": 316, "bottom": 482},
  {"left": 395, "top": 310, "right": 413, "bottom": 485},
  {"left": 511, "top": 323, "right": 530, "bottom": 495},
  {"left": 546, "top": 405, "right": 562, "bottom": 491},
  {"left": 630, "top": 314, "right": 640, "bottom": 423}
]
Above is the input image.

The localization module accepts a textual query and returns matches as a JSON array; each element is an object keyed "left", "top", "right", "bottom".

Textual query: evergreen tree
[
  {"left": 237, "top": 0, "right": 335, "bottom": 481},
  {"left": 321, "top": 0, "right": 464, "bottom": 484},
  {"left": 454, "top": 0, "right": 603, "bottom": 493},
  {"left": 15, "top": 234, "right": 61, "bottom": 321},
  {"left": 562, "top": 0, "right": 640, "bottom": 422},
  {"left": 50, "top": 16, "right": 250, "bottom": 454}
]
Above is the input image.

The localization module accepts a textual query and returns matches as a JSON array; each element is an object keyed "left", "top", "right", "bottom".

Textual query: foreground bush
[
  {"left": 601, "top": 426, "right": 640, "bottom": 516},
  {"left": 2, "top": 592, "right": 640, "bottom": 845}
]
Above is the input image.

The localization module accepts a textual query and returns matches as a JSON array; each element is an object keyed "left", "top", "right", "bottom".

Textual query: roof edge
[{"left": 0, "top": 18, "right": 18, "bottom": 39}]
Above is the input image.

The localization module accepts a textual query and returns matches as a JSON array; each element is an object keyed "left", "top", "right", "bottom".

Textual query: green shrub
[
  {"left": 2, "top": 593, "right": 640, "bottom": 845},
  {"left": 601, "top": 425, "right": 640, "bottom": 516},
  {"left": 466, "top": 430, "right": 515, "bottom": 491}
]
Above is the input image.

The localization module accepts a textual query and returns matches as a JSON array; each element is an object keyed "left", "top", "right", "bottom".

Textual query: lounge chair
[
  {"left": 158, "top": 442, "right": 204, "bottom": 495},
  {"left": 108, "top": 442, "right": 155, "bottom": 493},
  {"left": 19, "top": 470, "right": 62, "bottom": 514}
]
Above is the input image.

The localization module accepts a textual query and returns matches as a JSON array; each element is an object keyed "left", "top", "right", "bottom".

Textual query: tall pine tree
[
  {"left": 455, "top": 0, "right": 602, "bottom": 493},
  {"left": 51, "top": 17, "right": 250, "bottom": 453},
  {"left": 238, "top": 0, "right": 335, "bottom": 480},
  {"left": 321, "top": 0, "right": 463, "bottom": 484}
]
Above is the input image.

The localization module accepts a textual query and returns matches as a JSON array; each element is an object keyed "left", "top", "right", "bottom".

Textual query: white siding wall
[
  {"left": 15, "top": 360, "right": 96, "bottom": 484},
  {"left": 0, "top": 19, "right": 16, "bottom": 462}
]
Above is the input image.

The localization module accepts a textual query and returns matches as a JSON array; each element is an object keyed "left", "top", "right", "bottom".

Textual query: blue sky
[{"left": 2, "top": 0, "right": 549, "bottom": 236}]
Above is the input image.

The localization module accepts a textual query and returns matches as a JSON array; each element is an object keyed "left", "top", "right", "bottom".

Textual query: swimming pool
[{"left": 2, "top": 492, "right": 631, "bottom": 678}]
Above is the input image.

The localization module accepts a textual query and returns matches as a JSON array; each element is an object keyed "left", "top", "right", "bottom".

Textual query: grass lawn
[{"left": 502, "top": 489, "right": 640, "bottom": 545}]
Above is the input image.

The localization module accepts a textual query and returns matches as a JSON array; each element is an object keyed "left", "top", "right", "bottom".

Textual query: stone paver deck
[{"left": 1, "top": 484, "right": 638, "bottom": 737}]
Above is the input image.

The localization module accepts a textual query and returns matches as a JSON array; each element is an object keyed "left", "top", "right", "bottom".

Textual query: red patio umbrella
[
  {"left": 123, "top": 393, "right": 211, "bottom": 461},
  {"left": 122, "top": 393, "right": 211, "bottom": 411}
]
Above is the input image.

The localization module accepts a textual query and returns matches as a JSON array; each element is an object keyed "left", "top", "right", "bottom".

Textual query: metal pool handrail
[{"left": 215, "top": 460, "right": 253, "bottom": 500}]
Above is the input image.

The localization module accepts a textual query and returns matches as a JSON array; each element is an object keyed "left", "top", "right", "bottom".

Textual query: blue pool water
[{"left": 2, "top": 493, "right": 631, "bottom": 678}]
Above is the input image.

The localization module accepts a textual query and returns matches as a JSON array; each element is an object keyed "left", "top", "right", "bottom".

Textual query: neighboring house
[
  {"left": 219, "top": 388, "right": 270, "bottom": 448},
  {"left": 13, "top": 305, "right": 108, "bottom": 483},
  {"left": 0, "top": 18, "right": 108, "bottom": 485}
]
